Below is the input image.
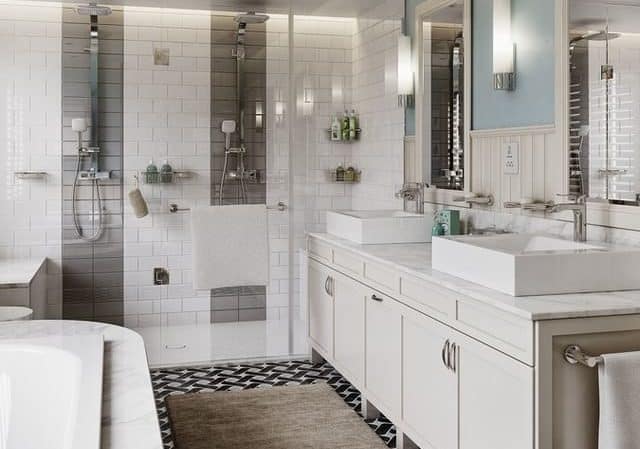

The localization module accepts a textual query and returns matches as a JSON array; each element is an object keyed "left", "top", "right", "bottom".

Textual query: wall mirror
[
  {"left": 567, "top": 0, "right": 640, "bottom": 206},
  {"left": 414, "top": 0, "right": 471, "bottom": 194}
]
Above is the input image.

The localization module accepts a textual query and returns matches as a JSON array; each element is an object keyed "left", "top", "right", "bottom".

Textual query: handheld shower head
[{"left": 76, "top": 3, "right": 112, "bottom": 16}]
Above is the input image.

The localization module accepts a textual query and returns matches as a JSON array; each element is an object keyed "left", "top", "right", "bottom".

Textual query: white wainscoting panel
[{"left": 470, "top": 125, "right": 563, "bottom": 210}]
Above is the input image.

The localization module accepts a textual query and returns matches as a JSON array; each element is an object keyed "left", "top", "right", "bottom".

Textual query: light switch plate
[{"left": 503, "top": 142, "right": 520, "bottom": 175}]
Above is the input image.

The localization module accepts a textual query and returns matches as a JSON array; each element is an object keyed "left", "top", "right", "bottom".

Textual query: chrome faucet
[
  {"left": 548, "top": 195, "right": 587, "bottom": 242},
  {"left": 396, "top": 183, "right": 426, "bottom": 214}
]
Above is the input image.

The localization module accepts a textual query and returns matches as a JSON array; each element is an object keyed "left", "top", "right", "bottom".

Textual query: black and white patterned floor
[{"left": 151, "top": 360, "right": 396, "bottom": 449}]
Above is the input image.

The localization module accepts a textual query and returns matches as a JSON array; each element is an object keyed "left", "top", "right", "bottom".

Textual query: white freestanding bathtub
[{"left": 0, "top": 335, "right": 104, "bottom": 449}]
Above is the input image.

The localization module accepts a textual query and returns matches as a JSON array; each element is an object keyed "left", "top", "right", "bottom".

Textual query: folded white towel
[
  {"left": 191, "top": 205, "right": 269, "bottom": 290},
  {"left": 599, "top": 351, "right": 640, "bottom": 449}
]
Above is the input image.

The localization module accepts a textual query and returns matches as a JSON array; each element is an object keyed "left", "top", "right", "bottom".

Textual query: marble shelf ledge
[{"left": 0, "top": 321, "right": 163, "bottom": 449}]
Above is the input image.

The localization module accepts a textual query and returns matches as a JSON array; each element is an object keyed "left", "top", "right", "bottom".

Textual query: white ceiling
[{"left": 52, "top": 0, "right": 397, "bottom": 17}]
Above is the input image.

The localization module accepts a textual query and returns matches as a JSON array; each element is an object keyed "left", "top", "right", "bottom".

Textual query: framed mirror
[
  {"left": 566, "top": 0, "right": 640, "bottom": 207},
  {"left": 414, "top": 0, "right": 471, "bottom": 196}
]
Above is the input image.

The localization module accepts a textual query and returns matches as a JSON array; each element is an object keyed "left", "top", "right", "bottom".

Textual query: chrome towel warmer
[{"left": 564, "top": 345, "right": 604, "bottom": 368}]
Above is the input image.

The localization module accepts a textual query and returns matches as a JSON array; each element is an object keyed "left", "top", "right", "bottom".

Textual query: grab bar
[
  {"left": 563, "top": 345, "right": 604, "bottom": 368},
  {"left": 169, "top": 202, "right": 287, "bottom": 213}
]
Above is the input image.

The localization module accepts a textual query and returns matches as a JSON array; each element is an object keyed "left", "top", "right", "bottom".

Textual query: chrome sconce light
[
  {"left": 397, "top": 33, "right": 414, "bottom": 107},
  {"left": 493, "top": 0, "right": 516, "bottom": 91}
]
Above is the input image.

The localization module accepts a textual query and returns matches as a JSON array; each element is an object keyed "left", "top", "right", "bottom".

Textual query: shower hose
[{"left": 72, "top": 153, "right": 104, "bottom": 242}]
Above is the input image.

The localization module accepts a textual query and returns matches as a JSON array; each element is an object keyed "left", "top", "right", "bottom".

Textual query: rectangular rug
[{"left": 165, "top": 383, "right": 389, "bottom": 449}]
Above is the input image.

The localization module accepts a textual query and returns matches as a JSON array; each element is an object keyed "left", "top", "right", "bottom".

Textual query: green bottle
[
  {"left": 160, "top": 160, "right": 173, "bottom": 183},
  {"left": 145, "top": 160, "right": 159, "bottom": 184}
]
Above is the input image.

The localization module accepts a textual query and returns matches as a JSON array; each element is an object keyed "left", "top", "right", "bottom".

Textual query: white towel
[
  {"left": 598, "top": 351, "right": 640, "bottom": 449},
  {"left": 191, "top": 205, "right": 269, "bottom": 290}
]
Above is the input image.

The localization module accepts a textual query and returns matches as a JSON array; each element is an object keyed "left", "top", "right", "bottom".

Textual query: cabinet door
[
  {"left": 365, "top": 290, "right": 402, "bottom": 420},
  {"left": 308, "top": 260, "right": 334, "bottom": 359},
  {"left": 458, "top": 333, "right": 534, "bottom": 449},
  {"left": 402, "top": 307, "right": 458, "bottom": 449},
  {"left": 333, "top": 272, "right": 366, "bottom": 389}
]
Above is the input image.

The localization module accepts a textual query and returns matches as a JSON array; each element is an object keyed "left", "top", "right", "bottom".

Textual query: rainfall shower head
[
  {"left": 76, "top": 3, "right": 112, "bottom": 16},
  {"left": 570, "top": 30, "right": 621, "bottom": 45},
  {"left": 234, "top": 12, "right": 269, "bottom": 25}
]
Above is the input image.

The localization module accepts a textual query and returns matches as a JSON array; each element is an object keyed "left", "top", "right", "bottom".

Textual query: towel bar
[
  {"left": 169, "top": 202, "right": 287, "bottom": 213},
  {"left": 564, "top": 344, "right": 604, "bottom": 368}
]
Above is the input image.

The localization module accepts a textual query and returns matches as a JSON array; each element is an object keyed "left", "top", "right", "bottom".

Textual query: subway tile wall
[
  {"left": 61, "top": 6, "right": 124, "bottom": 324},
  {"left": 122, "top": 7, "right": 212, "bottom": 328},
  {"left": 351, "top": 0, "right": 405, "bottom": 211},
  {"left": 0, "top": 1, "right": 63, "bottom": 318}
]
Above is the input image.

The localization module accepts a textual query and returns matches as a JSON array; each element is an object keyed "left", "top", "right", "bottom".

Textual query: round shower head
[
  {"left": 76, "top": 3, "right": 112, "bottom": 16},
  {"left": 234, "top": 12, "right": 269, "bottom": 25}
]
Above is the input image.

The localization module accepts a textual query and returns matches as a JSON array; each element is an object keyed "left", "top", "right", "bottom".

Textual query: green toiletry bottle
[
  {"left": 336, "top": 165, "right": 345, "bottom": 182},
  {"left": 160, "top": 160, "right": 173, "bottom": 183},
  {"left": 349, "top": 110, "right": 357, "bottom": 140},
  {"left": 342, "top": 111, "right": 350, "bottom": 141},
  {"left": 145, "top": 160, "right": 159, "bottom": 184}
]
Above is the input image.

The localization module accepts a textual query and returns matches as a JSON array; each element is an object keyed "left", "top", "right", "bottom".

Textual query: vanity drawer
[
  {"left": 399, "top": 275, "right": 457, "bottom": 320},
  {"left": 363, "top": 260, "right": 400, "bottom": 293},
  {"left": 456, "top": 298, "right": 534, "bottom": 365},
  {"left": 333, "top": 249, "right": 363, "bottom": 277},
  {"left": 308, "top": 239, "right": 333, "bottom": 263},
  {"left": 0, "top": 288, "right": 30, "bottom": 307}
]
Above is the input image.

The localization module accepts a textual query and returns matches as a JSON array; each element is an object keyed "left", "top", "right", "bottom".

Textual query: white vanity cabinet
[
  {"left": 307, "top": 236, "right": 534, "bottom": 449},
  {"left": 402, "top": 306, "right": 458, "bottom": 449},
  {"left": 365, "top": 291, "right": 402, "bottom": 420},
  {"left": 334, "top": 271, "right": 367, "bottom": 390},
  {"left": 308, "top": 259, "right": 334, "bottom": 359}
]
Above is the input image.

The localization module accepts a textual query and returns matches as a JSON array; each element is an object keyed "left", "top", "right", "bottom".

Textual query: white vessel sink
[
  {"left": 327, "top": 210, "right": 432, "bottom": 244},
  {"left": 432, "top": 234, "right": 640, "bottom": 296}
]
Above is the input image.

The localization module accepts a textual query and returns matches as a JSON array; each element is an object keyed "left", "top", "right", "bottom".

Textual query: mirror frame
[{"left": 414, "top": 0, "right": 473, "bottom": 199}]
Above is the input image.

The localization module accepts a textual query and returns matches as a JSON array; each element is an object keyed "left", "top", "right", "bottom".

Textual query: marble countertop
[
  {"left": 310, "top": 233, "right": 640, "bottom": 321},
  {"left": 0, "top": 258, "right": 46, "bottom": 288},
  {"left": 0, "top": 320, "right": 163, "bottom": 449}
]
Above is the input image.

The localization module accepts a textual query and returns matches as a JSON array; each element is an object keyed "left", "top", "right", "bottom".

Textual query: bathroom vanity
[{"left": 307, "top": 233, "right": 640, "bottom": 449}]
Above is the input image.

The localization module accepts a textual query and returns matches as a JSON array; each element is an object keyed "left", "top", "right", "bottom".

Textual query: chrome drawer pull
[
  {"left": 371, "top": 294, "right": 384, "bottom": 302},
  {"left": 442, "top": 339, "right": 450, "bottom": 369}
]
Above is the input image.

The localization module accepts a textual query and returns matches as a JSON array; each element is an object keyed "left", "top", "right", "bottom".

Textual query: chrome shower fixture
[
  {"left": 76, "top": 3, "right": 112, "bottom": 16},
  {"left": 234, "top": 12, "right": 270, "bottom": 25}
]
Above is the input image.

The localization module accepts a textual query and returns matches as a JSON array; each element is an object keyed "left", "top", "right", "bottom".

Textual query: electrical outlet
[{"left": 503, "top": 142, "right": 520, "bottom": 175}]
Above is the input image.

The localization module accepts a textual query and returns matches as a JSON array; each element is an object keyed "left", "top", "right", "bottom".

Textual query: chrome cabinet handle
[
  {"left": 371, "top": 294, "right": 384, "bottom": 302},
  {"left": 324, "top": 276, "right": 331, "bottom": 296},
  {"left": 329, "top": 276, "right": 334, "bottom": 296},
  {"left": 450, "top": 343, "right": 457, "bottom": 373},
  {"left": 442, "top": 339, "right": 450, "bottom": 369}
]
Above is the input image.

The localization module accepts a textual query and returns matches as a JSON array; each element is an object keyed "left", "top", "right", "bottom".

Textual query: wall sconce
[
  {"left": 493, "top": 0, "right": 515, "bottom": 91},
  {"left": 397, "top": 33, "right": 414, "bottom": 107}
]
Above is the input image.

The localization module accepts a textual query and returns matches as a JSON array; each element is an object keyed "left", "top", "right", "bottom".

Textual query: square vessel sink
[
  {"left": 432, "top": 234, "right": 640, "bottom": 296},
  {"left": 327, "top": 210, "right": 432, "bottom": 244}
]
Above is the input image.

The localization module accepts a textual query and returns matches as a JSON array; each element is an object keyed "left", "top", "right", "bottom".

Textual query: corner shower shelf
[
  {"left": 141, "top": 170, "right": 194, "bottom": 184},
  {"left": 329, "top": 169, "right": 361, "bottom": 184},
  {"left": 325, "top": 128, "right": 362, "bottom": 143},
  {"left": 14, "top": 171, "right": 47, "bottom": 180}
]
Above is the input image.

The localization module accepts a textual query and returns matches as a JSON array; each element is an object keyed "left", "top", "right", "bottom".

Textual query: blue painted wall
[
  {"left": 472, "top": 0, "right": 555, "bottom": 129},
  {"left": 405, "top": 0, "right": 556, "bottom": 133}
]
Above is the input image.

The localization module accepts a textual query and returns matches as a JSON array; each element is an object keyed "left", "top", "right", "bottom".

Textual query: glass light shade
[
  {"left": 493, "top": 0, "right": 514, "bottom": 74},
  {"left": 397, "top": 34, "right": 413, "bottom": 96}
]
